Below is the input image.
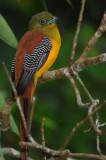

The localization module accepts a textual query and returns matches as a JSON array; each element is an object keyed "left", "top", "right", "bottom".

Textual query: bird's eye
[{"left": 40, "top": 19, "right": 47, "bottom": 24}]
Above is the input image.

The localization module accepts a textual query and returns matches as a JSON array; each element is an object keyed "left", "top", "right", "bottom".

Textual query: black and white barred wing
[{"left": 17, "top": 36, "right": 52, "bottom": 96}]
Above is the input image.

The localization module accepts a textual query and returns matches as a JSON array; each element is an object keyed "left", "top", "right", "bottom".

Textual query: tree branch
[
  {"left": 41, "top": 118, "right": 47, "bottom": 160},
  {"left": 79, "top": 10, "right": 106, "bottom": 59},
  {"left": 72, "top": 53, "right": 106, "bottom": 72},
  {"left": 19, "top": 140, "right": 106, "bottom": 160},
  {"left": 69, "top": 0, "right": 86, "bottom": 67}
]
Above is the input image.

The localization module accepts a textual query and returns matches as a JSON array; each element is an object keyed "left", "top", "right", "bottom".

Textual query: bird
[{"left": 11, "top": 11, "right": 61, "bottom": 160}]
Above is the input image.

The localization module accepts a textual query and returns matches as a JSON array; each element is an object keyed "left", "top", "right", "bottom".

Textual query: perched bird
[{"left": 11, "top": 11, "right": 61, "bottom": 160}]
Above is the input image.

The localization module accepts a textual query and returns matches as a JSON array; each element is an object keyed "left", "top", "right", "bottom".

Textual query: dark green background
[{"left": 0, "top": 0, "right": 106, "bottom": 159}]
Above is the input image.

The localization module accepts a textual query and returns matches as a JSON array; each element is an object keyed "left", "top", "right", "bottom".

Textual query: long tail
[
  {"left": 20, "top": 96, "right": 30, "bottom": 160},
  {"left": 19, "top": 79, "right": 37, "bottom": 160}
]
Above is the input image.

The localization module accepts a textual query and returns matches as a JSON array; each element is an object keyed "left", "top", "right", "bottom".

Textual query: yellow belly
[{"left": 34, "top": 39, "right": 60, "bottom": 81}]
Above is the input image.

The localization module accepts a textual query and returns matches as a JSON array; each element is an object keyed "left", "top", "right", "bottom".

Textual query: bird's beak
[{"left": 47, "top": 16, "right": 58, "bottom": 25}]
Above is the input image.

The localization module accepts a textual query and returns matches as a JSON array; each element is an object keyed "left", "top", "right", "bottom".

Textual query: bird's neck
[
  {"left": 44, "top": 27, "right": 61, "bottom": 46},
  {"left": 38, "top": 26, "right": 61, "bottom": 46}
]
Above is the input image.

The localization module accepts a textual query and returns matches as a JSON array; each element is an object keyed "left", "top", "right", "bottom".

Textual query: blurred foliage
[{"left": 0, "top": 0, "right": 106, "bottom": 160}]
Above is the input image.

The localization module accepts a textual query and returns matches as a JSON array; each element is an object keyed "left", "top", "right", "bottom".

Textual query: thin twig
[
  {"left": 41, "top": 118, "right": 46, "bottom": 148},
  {"left": 63, "top": 68, "right": 91, "bottom": 108},
  {"left": 95, "top": 116, "right": 102, "bottom": 156},
  {"left": 84, "top": 118, "right": 106, "bottom": 134},
  {"left": 60, "top": 101, "right": 106, "bottom": 150},
  {"left": 69, "top": 0, "right": 86, "bottom": 67},
  {"left": 41, "top": 118, "right": 47, "bottom": 160},
  {"left": 88, "top": 103, "right": 101, "bottom": 134},
  {"left": 79, "top": 10, "right": 106, "bottom": 59},
  {"left": 68, "top": 152, "right": 106, "bottom": 159},
  {"left": 75, "top": 72, "right": 94, "bottom": 102},
  {"left": 95, "top": 117, "right": 106, "bottom": 156},
  {"left": 96, "top": 135, "right": 103, "bottom": 156}
]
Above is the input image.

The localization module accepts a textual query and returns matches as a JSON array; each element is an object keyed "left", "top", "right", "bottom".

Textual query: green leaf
[
  {"left": 0, "top": 14, "right": 18, "bottom": 48},
  {"left": 9, "top": 114, "right": 19, "bottom": 136},
  {"left": 66, "top": 0, "right": 74, "bottom": 8}
]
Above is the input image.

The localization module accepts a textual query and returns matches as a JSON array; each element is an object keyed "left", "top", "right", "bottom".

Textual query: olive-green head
[
  {"left": 29, "top": 11, "right": 58, "bottom": 31},
  {"left": 29, "top": 11, "right": 61, "bottom": 45}
]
